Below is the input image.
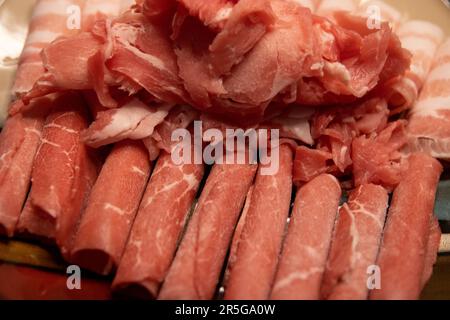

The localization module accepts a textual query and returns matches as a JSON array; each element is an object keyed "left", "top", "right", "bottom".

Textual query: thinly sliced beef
[
  {"left": 82, "top": 98, "right": 174, "bottom": 148},
  {"left": 224, "top": 144, "right": 293, "bottom": 300},
  {"left": 71, "top": 140, "right": 151, "bottom": 275},
  {"left": 370, "top": 153, "right": 442, "bottom": 300},
  {"left": 322, "top": 184, "right": 388, "bottom": 300},
  {"left": 384, "top": 21, "right": 444, "bottom": 114},
  {"left": 12, "top": 0, "right": 86, "bottom": 96},
  {"left": 0, "top": 98, "right": 53, "bottom": 237},
  {"left": 421, "top": 217, "right": 441, "bottom": 289},
  {"left": 270, "top": 174, "right": 341, "bottom": 300},
  {"left": 177, "top": 0, "right": 236, "bottom": 30},
  {"left": 407, "top": 38, "right": 450, "bottom": 160},
  {"left": 113, "top": 151, "right": 204, "bottom": 298},
  {"left": 352, "top": 120, "right": 408, "bottom": 190},
  {"left": 159, "top": 160, "right": 257, "bottom": 300}
]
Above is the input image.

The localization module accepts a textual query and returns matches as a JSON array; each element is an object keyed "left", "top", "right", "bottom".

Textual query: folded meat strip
[
  {"left": 0, "top": 98, "right": 53, "bottom": 237},
  {"left": 223, "top": 144, "right": 293, "bottom": 300},
  {"left": 421, "top": 217, "right": 441, "bottom": 289},
  {"left": 270, "top": 174, "right": 341, "bottom": 300},
  {"left": 71, "top": 140, "right": 150, "bottom": 275},
  {"left": 113, "top": 151, "right": 204, "bottom": 298},
  {"left": 12, "top": 0, "right": 86, "bottom": 96},
  {"left": 370, "top": 153, "right": 443, "bottom": 300},
  {"left": 321, "top": 184, "right": 389, "bottom": 300},
  {"left": 407, "top": 38, "right": 450, "bottom": 160},
  {"left": 385, "top": 21, "right": 444, "bottom": 114},
  {"left": 158, "top": 161, "right": 257, "bottom": 300},
  {"left": 16, "top": 93, "right": 99, "bottom": 256}
]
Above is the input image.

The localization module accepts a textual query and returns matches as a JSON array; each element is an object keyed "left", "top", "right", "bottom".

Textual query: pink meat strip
[
  {"left": 421, "top": 217, "right": 441, "bottom": 289},
  {"left": 224, "top": 144, "right": 293, "bottom": 300},
  {"left": 321, "top": 184, "right": 389, "bottom": 300},
  {"left": 385, "top": 21, "right": 444, "bottom": 114},
  {"left": 71, "top": 140, "right": 151, "bottom": 275},
  {"left": 370, "top": 153, "right": 443, "bottom": 300},
  {"left": 270, "top": 174, "right": 341, "bottom": 300},
  {"left": 0, "top": 99, "right": 53, "bottom": 237},
  {"left": 112, "top": 151, "right": 204, "bottom": 298},
  {"left": 82, "top": 98, "right": 174, "bottom": 148},
  {"left": 16, "top": 94, "right": 100, "bottom": 255},
  {"left": 407, "top": 38, "right": 450, "bottom": 160},
  {"left": 158, "top": 161, "right": 257, "bottom": 300},
  {"left": 12, "top": 0, "right": 86, "bottom": 96}
]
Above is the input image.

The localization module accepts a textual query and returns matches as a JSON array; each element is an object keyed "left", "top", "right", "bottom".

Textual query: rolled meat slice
[
  {"left": 158, "top": 161, "right": 257, "bottom": 300},
  {"left": 370, "top": 153, "right": 443, "bottom": 300},
  {"left": 223, "top": 144, "right": 293, "bottom": 300},
  {"left": 12, "top": 0, "right": 86, "bottom": 96},
  {"left": 385, "top": 21, "right": 444, "bottom": 114},
  {"left": 421, "top": 216, "right": 441, "bottom": 289},
  {"left": 16, "top": 93, "right": 100, "bottom": 256},
  {"left": 321, "top": 184, "right": 389, "bottom": 300},
  {"left": 0, "top": 98, "right": 53, "bottom": 237},
  {"left": 270, "top": 174, "right": 341, "bottom": 300},
  {"left": 71, "top": 140, "right": 151, "bottom": 275},
  {"left": 407, "top": 38, "right": 450, "bottom": 160},
  {"left": 113, "top": 151, "right": 205, "bottom": 298}
]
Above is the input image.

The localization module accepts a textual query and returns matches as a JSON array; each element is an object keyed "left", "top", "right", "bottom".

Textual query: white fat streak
[
  {"left": 104, "top": 202, "right": 125, "bottom": 215},
  {"left": 272, "top": 267, "right": 324, "bottom": 293},
  {"left": 131, "top": 165, "right": 146, "bottom": 176},
  {"left": 44, "top": 123, "right": 78, "bottom": 134},
  {"left": 211, "top": 7, "right": 233, "bottom": 25},
  {"left": 26, "top": 30, "right": 62, "bottom": 45},
  {"left": 113, "top": 23, "right": 168, "bottom": 73},
  {"left": 324, "top": 62, "right": 351, "bottom": 85},
  {"left": 32, "top": 0, "right": 76, "bottom": 19}
]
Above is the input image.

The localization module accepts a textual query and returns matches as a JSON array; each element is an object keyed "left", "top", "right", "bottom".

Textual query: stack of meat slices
[{"left": 0, "top": 0, "right": 448, "bottom": 300}]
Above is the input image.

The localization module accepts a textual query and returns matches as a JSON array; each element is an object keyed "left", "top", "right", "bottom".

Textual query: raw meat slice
[
  {"left": 158, "top": 160, "right": 257, "bottom": 300},
  {"left": 71, "top": 140, "right": 151, "bottom": 275},
  {"left": 12, "top": 0, "right": 86, "bottom": 96},
  {"left": 384, "top": 21, "right": 444, "bottom": 114},
  {"left": 421, "top": 216, "right": 441, "bottom": 289},
  {"left": 208, "top": 0, "right": 275, "bottom": 77},
  {"left": 28, "top": 94, "right": 92, "bottom": 220},
  {"left": 82, "top": 98, "right": 174, "bottom": 148},
  {"left": 406, "top": 38, "right": 450, "bottom": 160},
  {"left": 321, "top": 184, "right": 389, "bottom": 300},
  {"left": 223, "top": 1, "right": 315, "bottom": 106},
  {"left": 352, "top": 120, "right": 408, "bottom": 190},
  {"left": 106, "top": 11, "right": 187, "bottom": 103},
  {"left": 0, "top": 98, "right": 53, "bottom": 237},
  {"left": 224, "top": 144, "right": 293, "bottom": 300},
  {"left": 113, "top": 151, "right": 204, "bottom": 298},
  {"left": 16, "top": 94, "right": 100, "bottom": 257},
  {"left": 370, "top": 153, "right": 443, "bottom": 300},
  {"left": 270, "top": 174, "right": 341, "bottom": 300}
]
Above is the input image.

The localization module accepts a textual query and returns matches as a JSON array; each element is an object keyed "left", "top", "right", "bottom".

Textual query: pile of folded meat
[{"left": 0, "top": 0, "right": 449, "bottom": 300}]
